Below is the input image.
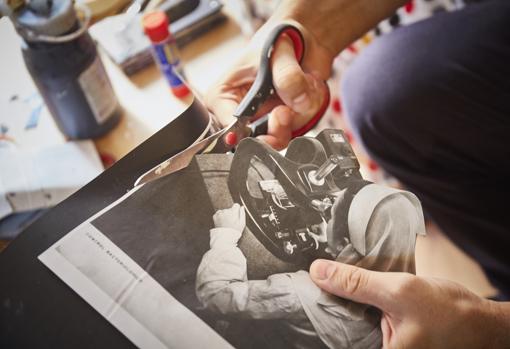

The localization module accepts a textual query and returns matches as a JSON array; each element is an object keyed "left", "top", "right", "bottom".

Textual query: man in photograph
[{"left": 196, "top": 178, "right": 425, "bottom": 349}]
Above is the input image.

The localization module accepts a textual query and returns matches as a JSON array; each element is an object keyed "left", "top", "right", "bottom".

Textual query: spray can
[
  {"left": 143, "top": 11, "right": 190, "bottom": 98},
  {"left": 6, "top": 0, "right": 121, "bottom": 139}
]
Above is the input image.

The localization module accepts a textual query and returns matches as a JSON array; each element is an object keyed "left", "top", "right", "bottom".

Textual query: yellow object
[
  {"left": 361, "top": 33, "right": 372, "bottom": 45},
  {"left": 83, "top": 0, "right": 131, "bottom": 21}
]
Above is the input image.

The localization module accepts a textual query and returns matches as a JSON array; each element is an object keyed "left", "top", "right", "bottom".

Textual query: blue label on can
[
  {"left": 152, "top": 40, "right": 185, "bottom": 88},
  {"left": 161, "top": 65, "right": 184, "bottom": 86}
]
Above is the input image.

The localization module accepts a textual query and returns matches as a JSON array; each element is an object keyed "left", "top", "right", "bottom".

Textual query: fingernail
[
  {"left": 292, "top": 92, "right": 311, "bottom": 111},
  {"left": 311, "top": 260, "right": 336, "bottom": 280}
]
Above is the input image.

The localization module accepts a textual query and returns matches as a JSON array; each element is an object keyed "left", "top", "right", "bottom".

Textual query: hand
[
  {"left": 213, "top": 203, "right": 246, "bottom": 232},
  {"left": 307, "top": 219, "right": 328, "bottom": 243},
  {"left": 205, "top": 19, "right": 332, "bottom": 150},
  {"left": 309, "top": 260, "right": 510, "bottom": 349},
  {"left": 206, "top": 0, "right": 411, "bottom": 150}
]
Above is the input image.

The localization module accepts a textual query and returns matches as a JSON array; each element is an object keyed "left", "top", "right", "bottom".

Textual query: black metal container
[{"left": 14, "top": 0, "right": 121, "bottom": 139}]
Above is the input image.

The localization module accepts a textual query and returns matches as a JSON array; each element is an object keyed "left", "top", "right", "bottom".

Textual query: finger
[
  {"left": 268, "top": 105, "right": 293, "bottom": 143},
  {"left": 272, "top": 104, "right": 293, "bottom": 127},
  {"left": 272, "top": 35, "right": 314, "bottom": 115},
  {"left": 257, "top": 135, "right": 284, "bottom": 150},
  {"left": 206, "top": 87, "right": 241, "bottom": 127},
  {"left": 290, "top": 74, "right": 328, "bottom": 132},
  {"left": 381, "top": 314, "right": 393, "bottom": 349},
  {"left": 206, "top": 66, "right": 257, "bottom": 126},
  {"left": 309, "top": 260, "right": 403, "bottom": 312},
  {"left": 256, "top": 105, "right": 293, "bottom": 150}
]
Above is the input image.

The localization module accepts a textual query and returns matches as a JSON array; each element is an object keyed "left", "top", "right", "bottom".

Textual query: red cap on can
[{"left": 143, "top": 11, "right": 170, "bottom": 43}]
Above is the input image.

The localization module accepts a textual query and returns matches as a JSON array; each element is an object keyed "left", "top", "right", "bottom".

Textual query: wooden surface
[{"left": 94, "top": 15, "right": 248, "bottom": 160}]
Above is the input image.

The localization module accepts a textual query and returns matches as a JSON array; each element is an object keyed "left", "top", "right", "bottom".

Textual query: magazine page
[{"left": 39, "top": 129, "right": 425, "bottom": 349}]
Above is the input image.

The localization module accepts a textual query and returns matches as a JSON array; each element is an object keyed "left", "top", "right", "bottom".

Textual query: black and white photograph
[{"left": 40, "top": 129, "right": 425, "bottom": 349}]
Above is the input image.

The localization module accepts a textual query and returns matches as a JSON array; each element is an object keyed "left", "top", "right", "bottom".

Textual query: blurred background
[{"left": 0, "top": 0, "right": 496, "bottom": 297}]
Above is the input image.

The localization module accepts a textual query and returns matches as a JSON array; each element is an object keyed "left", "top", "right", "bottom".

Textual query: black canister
[{"left": 11, "top": 0, "right": 121, "bottom": 139}]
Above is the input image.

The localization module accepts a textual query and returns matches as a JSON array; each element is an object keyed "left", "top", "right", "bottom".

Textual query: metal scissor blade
[{"left": 134, "top": 120, "right": 238, "bottom": 187}]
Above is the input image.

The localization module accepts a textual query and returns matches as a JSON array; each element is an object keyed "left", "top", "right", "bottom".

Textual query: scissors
[{"left": 134, "top": 23, "right": 328, "bottom": 187}]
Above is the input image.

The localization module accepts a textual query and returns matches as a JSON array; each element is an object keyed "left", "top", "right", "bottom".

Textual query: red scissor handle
[{"left": 226, "top": 23, "right": 328, "bottom": 146}]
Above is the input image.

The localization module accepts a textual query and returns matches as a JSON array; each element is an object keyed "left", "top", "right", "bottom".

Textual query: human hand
[
  {"left": 213, "top": 203, "right": 246, "bottom": 232},
  {"left": 205, "top": 19, "right": 332, "bottom": 150},
  {"left": 309, "top": 260, "right": 510, "bottom": 349},
  {"left": 307, "top": 220, "right": 328, "bottom": 244}
]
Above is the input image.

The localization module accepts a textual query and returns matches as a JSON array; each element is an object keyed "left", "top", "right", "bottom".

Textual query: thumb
[
  {"left": 272, "top": 34, "right": 316, "bottom": 116},
  {"left": 310, "top": 259, "right": 401, "bottom": 312}
]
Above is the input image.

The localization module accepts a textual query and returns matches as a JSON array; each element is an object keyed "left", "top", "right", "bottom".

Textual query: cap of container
[
  {"left": 143, "top": 11, "right": 170, "bottom": 43},
  {"left": 171, "top": 84, "right": 191, "bottom": 98},
  {"left": 14, "top": 0, "right": 77, "bottom": 38}
]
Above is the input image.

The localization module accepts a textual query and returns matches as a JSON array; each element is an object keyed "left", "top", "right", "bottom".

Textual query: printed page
[{"left": 39, "top": 130, "right": 425, "bottom": 349}]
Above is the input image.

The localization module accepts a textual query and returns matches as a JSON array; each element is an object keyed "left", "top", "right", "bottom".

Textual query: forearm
[
  {"left": 196, "top": 243, "right": 304, "bottom": 319},
  {"left": 269, "top": 0, "right": 407, "bottom": 56},
  {"left": 196, "top": 238, "right": 248, "bottom": 304}
]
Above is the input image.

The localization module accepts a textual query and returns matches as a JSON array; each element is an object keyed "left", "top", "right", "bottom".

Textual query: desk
[
  {"left": 95, "top": 15, "right": 247, "bottom": 160},
  {"left": 0, "top": 12, "right": 246, "bottom": 249},
  {"left": 0, "top": 12, "right": 247, "bottom": 160}
]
